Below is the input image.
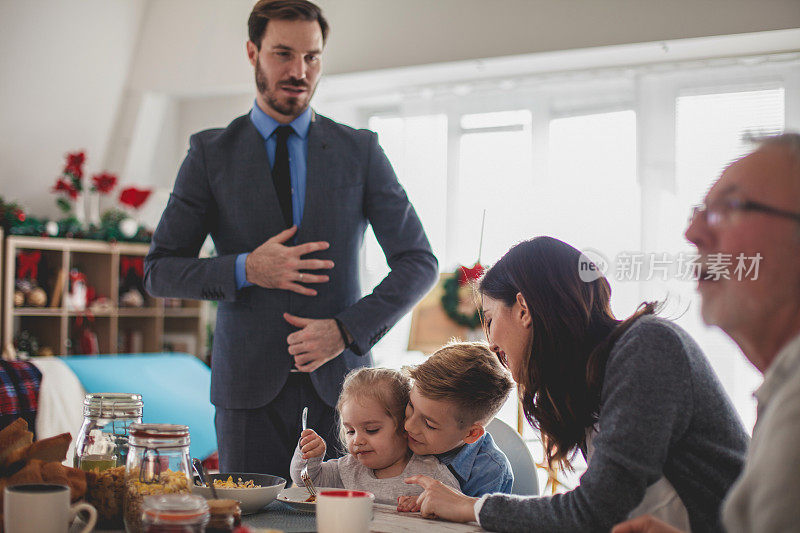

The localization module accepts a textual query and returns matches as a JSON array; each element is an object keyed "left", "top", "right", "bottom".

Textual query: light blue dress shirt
[
  {"left": 235, "top": 103, "right": 313, "bottom": 288},
  {"left": 436, "top": 432, "right": 514, "bottom": 497}
]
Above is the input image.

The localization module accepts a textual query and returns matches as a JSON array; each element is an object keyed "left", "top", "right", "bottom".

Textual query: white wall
[
  {"left": 0, "top": 0, "right": 145, "bottom": 218},
  {"left": 0, "top": 0, "right": 798, "bottom": 218}
]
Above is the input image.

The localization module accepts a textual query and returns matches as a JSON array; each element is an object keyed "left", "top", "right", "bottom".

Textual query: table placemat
[{"left": 243, "top": 500, "right": 316, "bottom": 532}]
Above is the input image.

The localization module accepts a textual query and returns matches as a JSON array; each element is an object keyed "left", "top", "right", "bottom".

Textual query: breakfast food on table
[
  {"left": 0, "top": 419, "right": 87, "bottom": 532},
  {"left": 0, "top": 418, "right": 32, "bottom": 465},
  {"left": 0, "top": 418, "right": 72, "bottom": 468},
  {"left": 85, "top": 465, "right": 126, "bottom": 528},
  {"left": 213, "top": 475, "right": 262, "bottom": 489},
  {"left": 124, "top": 469, "right": 190, "bottom": 533}
]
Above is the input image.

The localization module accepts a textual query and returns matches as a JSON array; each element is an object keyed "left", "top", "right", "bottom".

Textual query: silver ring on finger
[{"left": 299, "top": 273, "right": 304, "bottom": 282}]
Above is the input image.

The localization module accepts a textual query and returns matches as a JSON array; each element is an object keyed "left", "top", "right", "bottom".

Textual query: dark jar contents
[{"left": 205, "top": 498, "right": 241, "bottom": 532}]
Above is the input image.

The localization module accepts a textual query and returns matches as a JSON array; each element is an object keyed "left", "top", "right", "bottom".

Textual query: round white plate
[{"left": 277, "top": 485, "right": 337, "bottom": 512}]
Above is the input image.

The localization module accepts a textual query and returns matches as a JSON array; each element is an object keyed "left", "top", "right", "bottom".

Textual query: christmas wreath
[{"left": 440, "top": 263, "right": 484, "bottom": 329}]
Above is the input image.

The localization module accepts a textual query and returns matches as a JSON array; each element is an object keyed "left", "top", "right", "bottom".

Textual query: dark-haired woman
[{"left": 405, "top": 236, "right": 748, "bottom": 532}]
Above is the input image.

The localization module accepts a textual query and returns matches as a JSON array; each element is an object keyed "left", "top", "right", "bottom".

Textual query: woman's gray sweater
[{"left": 479, "top": 316, "right": 749, "bottom": 532}]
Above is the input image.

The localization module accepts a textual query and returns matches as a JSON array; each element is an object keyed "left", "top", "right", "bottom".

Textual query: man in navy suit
[{"left": 144, "top": 0, "right": 437, "bottom": 479}]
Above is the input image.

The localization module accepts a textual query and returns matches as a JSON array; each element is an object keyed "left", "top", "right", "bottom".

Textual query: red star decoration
[{"left": 458, "top": 263, "right": 485, "bottom": 286}]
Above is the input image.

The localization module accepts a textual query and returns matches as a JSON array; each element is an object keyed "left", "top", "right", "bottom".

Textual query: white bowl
[{"left": 191, "top": 472, "right": 286, "bottom": 514}]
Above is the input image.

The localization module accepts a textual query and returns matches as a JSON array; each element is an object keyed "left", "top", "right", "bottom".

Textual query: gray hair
[
  {"left": 755, "top": 132, "right": 800, "bottom": 168},
  {"left": 754, "top": 132, "right": 800, "bottom": 213}
]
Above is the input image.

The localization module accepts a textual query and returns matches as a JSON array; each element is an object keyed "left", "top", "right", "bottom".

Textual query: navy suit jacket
[{"left": 144, "top": 112, "right": 438, "bottom": 409}]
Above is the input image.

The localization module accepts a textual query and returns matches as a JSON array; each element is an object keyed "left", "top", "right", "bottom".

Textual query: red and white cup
[{"left": 316, "top": 490, "right": 375, "bottom": 533}]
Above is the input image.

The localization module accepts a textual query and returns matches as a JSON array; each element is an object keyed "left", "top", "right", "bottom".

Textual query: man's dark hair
[{"left": 248, "top": 0, "right": 329, "bottom": 49}]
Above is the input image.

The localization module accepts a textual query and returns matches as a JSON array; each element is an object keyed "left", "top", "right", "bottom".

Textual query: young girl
[{"left": 289, "top": 367, "right": 458, "bottom": 505}]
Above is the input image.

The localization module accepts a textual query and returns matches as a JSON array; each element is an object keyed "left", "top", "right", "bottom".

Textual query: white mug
[
  {"left": 316, "top": 489, "right": 375, "bottom": 533},
  {"left": 3, "top": 483, "right": 97, "bottom": 533}
]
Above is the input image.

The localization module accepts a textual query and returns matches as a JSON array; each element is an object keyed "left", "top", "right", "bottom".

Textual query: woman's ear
[{"left": 516, "top": 292, "right": 532, "bottom": 328}]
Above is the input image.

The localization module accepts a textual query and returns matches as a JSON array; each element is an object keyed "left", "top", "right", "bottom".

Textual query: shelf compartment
[
  {"left": 163, "top": 316, "right": 204, "bottom": 358},
  {"left": 70, "top": 251, "right": 113, "bottom": 309},
  {"left": 118, "top": 254, "right": 155, "bottom": 308},
  {"left": 69, "top": 316, "right": 112, "bottom": 355},
  {"left": 12, "top": 247, "right": 65, "bottom": 309},
  {"left": 117, "top": 316, "right": 160, "bottom": 353},
  {"left": 13, "top": 315, "right": 65, "bottom": 356}
]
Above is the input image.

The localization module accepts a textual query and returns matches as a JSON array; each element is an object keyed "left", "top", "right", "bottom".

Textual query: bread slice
[
  {"left": 0, "top": 419, "right": 33, "bottom": 467},
  {"left": 40, "top": 460, "right": 70, "bottom": 487},
  {"left": 6, "top": 459, "right": 44, "bottom": 486},
  {"left": 4, "top": 432, "right": 72, "bottom": 467},
  {"left": 23, "top": 433, "right": 72, "bottom": 463},
  {"left": 64, "top": 465, "right": 87, "bottom": 501},
  {"left": 41, "top": 461, "right": 86, "bottom": 502}
]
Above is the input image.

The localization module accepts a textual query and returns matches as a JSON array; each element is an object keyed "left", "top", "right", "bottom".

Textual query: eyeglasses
[{"left": 690, "top": 198, "right": 800, "bottom": 227}]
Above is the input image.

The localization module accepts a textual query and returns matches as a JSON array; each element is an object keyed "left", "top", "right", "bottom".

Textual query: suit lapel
[{"left": 238, "top": 119, "right": 285, "bottom": 239}]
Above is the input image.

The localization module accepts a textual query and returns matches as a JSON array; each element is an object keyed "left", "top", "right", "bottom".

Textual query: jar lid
[
  {"left": 142, "top": 494, "right": 209, "bottom": 524},
  {"left": 83, "top": 393, "right": 143, "bottom": 418},
  {"left": 129, "top": 423, "right": 189, "bottom": 439},
  {"left": 206, "top": 498, "right": 240, "bottom": 516}
]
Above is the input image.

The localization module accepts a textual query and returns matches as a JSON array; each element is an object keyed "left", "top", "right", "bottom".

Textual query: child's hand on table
[{"left": 396, "top": 494, "right": 421, "bottom": 513}]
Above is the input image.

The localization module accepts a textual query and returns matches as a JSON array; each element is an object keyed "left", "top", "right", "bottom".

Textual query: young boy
[{"left": 403, "top": 341, "right": 515, "bottom": 497}]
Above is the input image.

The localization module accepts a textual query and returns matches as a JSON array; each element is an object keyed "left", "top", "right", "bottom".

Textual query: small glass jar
[
  {"left": 141, "top": 494, "right": 209, "bottom": 533},
  {"left": 124, "top": 423, "right": 192, "bottom": 533},
  {"left": 205, "top": 499, "right": 241, "bottom": 532},
  {"left": 74, "top": 392, "right": 144, "bottom": 470}
]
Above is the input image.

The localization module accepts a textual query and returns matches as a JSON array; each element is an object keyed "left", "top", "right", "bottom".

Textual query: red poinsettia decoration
[
  {"left": 91, "top": 172, "right": 118, "bottom": 194},
  {"left": 119, "top": 187, "right": 152, "bottom": 209},
  {"left": 63, "top": 150, "right": 86, "bottom": 180},
  {"left": 52, "top": 150, "right": 87, "bottom": 213},
  {"left": 53, "top": 177, "right": 79, "bottom": 199},
  {"left": 458, "top": 263, "right": 485, "bottom": 286}
]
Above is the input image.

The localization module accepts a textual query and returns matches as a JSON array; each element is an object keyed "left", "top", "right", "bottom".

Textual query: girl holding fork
[{"left": 289, "top": 367, "right": 458, "bottom": 505}]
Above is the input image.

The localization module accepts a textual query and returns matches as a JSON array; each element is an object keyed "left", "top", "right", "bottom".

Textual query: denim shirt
[{"left": 436, "top": 432, "right": 513, "bottom": 496}]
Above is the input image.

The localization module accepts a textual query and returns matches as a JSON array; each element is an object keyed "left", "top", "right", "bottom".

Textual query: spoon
[
  {"left": 193, "top": 458, "right": 218, "bottom": 499},
  {"left": 192, "top": 458, "right": 207, "bottom": 485}
]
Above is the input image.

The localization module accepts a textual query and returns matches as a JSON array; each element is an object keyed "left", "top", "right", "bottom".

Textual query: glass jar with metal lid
[
  {"left": 141, "top": 494, "right": 209, "bottom": 533},
  {"left": 74, "top": 392, "right": 143, "bottom": 471},
  {"left": 124, "top": 423, "right": 192, "bottom": 533}
]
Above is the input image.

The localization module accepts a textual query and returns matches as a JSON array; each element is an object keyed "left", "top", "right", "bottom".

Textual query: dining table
[{"left": 242, "top": 500, "right": 487, "bottom": 532}]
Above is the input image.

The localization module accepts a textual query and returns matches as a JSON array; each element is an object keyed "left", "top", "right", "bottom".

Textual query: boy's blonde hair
[
  {"left": 335, "top": 367, "right": 410, "bottom": 449},
  {"left": 405, "top": 341, "right": 513, "bottom": 428}
]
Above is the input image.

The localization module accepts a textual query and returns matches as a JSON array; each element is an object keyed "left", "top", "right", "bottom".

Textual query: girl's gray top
[
  {"left": 290, "top": 445, "right": 459, "bottom": 505},
  {"left": 479, "top": 316, "right": 749, "bottom": 532}
]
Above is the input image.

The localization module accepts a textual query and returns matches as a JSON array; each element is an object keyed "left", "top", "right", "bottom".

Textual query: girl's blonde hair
[{"left": 335, "top": 367, "right": 410, "bottom": 450}]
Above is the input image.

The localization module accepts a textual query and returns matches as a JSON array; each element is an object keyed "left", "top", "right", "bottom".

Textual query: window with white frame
[{"left": 324, "top": 44, "right": 799, "bottom": 446}]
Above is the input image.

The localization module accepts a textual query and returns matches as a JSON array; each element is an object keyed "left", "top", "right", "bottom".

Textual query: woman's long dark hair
[{"left": 479, "top": 237, "right": 654, "bottom": 471}]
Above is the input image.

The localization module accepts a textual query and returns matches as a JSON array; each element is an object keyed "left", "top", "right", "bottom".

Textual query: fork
[{"left": 299, "top": 407, "right": 317, "bottom": 498}]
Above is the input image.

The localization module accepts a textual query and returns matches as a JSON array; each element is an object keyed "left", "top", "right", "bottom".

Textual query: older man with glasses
[{"left": 614, "top": 132, "right": 800, "bottom": 533}]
